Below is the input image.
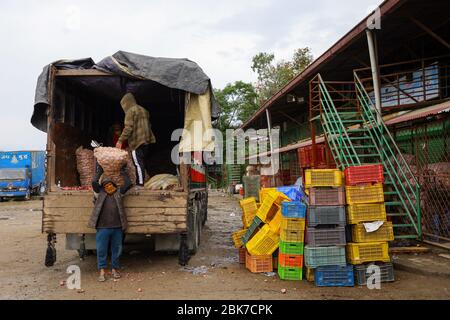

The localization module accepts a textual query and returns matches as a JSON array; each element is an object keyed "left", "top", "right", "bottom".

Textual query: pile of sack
[{"left": 75, "top": 147, "right": 96, "bottom": 187}]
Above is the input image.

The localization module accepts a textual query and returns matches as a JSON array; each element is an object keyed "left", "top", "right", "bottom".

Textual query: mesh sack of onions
[
  {"left": 94, "top": 147, "right": 129, "bottom": 186},
  {"left": 75, "top": 146, "right": 96, "bottom": 187}
]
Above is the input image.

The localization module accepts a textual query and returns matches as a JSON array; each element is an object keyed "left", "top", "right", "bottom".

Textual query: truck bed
[{"left": 43, "top": 190, "right": 188, "bottom": 234}]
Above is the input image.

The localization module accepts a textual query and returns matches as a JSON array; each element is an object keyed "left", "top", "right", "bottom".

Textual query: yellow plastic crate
[
  {"left": 352, "top": 222, "right": 394, "bottom": 243},
  {"left": 345, "top": 183, "right": 385, "bottom": 205},
  {"left": 305, "top": 169, "right": 343, "bottom": 188},
  {"left": 347, "top": 203, "right": 387, "bottom": 224},
  {"left": 280, "top": 228, "right": 305, "bottom": 242},
  {"left": 268, "top": 209, "right": 282, "bottom": 234},
  {"left": 347, "top": 242, "right": 390, "bottom": 264},
  {"left": 239, "top": 197, "right": 258, "bottom": 228},
  {"left": 281, "top": 218, "right": 306, "bottom": 231},
  {"left": 246, "top": 224, "right": 280, "bottom": 255},
  {"left": 259, "top": 188, "right": 276, "bottom": 203},
  {"left": 256, "top": 190, "right": 286, "bottom": 222},
  {"left": 232, "top": 229, "right": 248, "bottom": 248},
  {"left": 306, "top": 267, "right": 315, "bottom": 282}
]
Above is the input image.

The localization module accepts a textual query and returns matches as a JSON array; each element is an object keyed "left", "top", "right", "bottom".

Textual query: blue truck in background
[{"left": 0, "top": 151, "right": 46, "bottom": 201}]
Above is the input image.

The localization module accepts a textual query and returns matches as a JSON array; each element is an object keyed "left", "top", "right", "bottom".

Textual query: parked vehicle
[
  {"left": 31, "top": 51, "right": 219, "bottom": 266},
  {"left": 0, "top": 151, "right": 46, "bottom": 201}
]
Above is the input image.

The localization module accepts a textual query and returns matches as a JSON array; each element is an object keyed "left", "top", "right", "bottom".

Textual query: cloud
[{"left": 0, "top": 0, "right": 382, "bottom": 151}]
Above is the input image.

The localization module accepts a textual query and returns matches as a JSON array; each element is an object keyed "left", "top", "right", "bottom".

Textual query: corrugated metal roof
[
  {"left": 385, "top": 100, "right": 450, "bottom": 125},
  {"left": 246, "top": 101, "right": 449, "bottom": 159}
]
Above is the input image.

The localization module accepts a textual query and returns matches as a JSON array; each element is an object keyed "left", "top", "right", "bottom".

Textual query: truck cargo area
[{"left": 51, "top": 74, "right": 186, "bottom": 187}]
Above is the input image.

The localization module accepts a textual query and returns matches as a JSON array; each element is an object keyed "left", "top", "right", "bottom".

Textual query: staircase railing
[
  {"left": 315, "top": 74, "right": 361, "bottom": 169},
  {"left": 354, "top": 72, "right": 421, "bottom": 237}
]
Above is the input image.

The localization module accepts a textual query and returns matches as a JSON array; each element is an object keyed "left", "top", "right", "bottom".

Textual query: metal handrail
[
  {"left": 317, "top": 74, "right": 361, "bottom": 168},
  {"left": 354, "top": 72, "right": 421, "bottom": 235}
]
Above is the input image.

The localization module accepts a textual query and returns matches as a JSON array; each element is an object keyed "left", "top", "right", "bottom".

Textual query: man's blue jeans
[{"left": 96, "top": 228, "right": 123, "bottom": 270}]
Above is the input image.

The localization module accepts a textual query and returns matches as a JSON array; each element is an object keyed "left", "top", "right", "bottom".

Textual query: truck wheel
[
  {"left": 202, "top": 192, "right": 208, "bottom": 226},
  {"left": 24, "top": 191, "right": 31, "bottom": 201},
  {"left": 45, "top": 233, "right": 57, "bottom": 267},
  {"left": 187, "top": 199, "right": 200, "bottom": 254},
  {"left": 178, "top": 233, "right": 190, "bottom": 266}
]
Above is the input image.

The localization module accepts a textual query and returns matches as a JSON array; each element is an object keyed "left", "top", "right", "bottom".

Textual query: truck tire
[
  {"left": 187, "top": 198, "right": 200, "bottom": 254},
  {"left": 202, "top": 192, "right": 208, "bottom": 226},
  {"left": 178, "top": 233, "right": 190, "bottom": 266},
  {"left": 24, "top": 191, "right": 31, "bottom": 201}
]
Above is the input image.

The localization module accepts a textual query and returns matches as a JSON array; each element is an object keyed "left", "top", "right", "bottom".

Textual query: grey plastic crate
[
  {"left": 307, "top": 206, "right": 346, "bottom": 227},
  {"left": 354, "top": 262, "right": 395, "bottom": 286},
  {"left": 306, "top": 226, "right": 346, "bottom": 246},
  {"left": 304, "top": 245, "right": 347, "bottom": 268}
]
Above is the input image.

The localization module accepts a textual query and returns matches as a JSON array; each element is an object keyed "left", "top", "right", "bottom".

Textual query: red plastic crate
[
  {"left": 309, "top": 187, "right": 346, "bottom": 206},
  {"left": 298, "top": 146, "right": 312, "bottom": 168},
  {"left": 278, "top": 252, "right": 304, "bottom": 268},
  {"left": 239, "top": 247, "right": 246, "bottom": 264},
  {"left": 345, "top": 165, "right": 384, "bottom": 186}
]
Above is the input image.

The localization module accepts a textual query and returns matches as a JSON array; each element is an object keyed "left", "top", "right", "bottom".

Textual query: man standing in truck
[{"left": 115, "top": 93, "right": 156, "bottom": 186}]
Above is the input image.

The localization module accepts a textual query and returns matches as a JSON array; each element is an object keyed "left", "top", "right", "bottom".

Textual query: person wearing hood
[
  {"left": 115, "top": 93, "right": 156, "bottom": 186},
  {"left": 88, "top": 163, "right": 132, "bottom": 282}
]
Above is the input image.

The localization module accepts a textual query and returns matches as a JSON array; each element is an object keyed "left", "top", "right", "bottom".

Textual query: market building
[{"left": 240, "top": 0, "right": 449, "bottom": 244}]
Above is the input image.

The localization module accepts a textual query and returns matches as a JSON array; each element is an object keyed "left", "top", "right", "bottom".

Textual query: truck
[
  {"left": 0, "top": 151, "right": 46, "bottom": 201},
  {"left": 31, "top": 51, "right": 219, "bottom": 266}
]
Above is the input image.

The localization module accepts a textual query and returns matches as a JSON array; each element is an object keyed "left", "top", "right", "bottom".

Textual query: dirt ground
[{"left": 0, "top": 191, "right": 449, "bottom": 300}]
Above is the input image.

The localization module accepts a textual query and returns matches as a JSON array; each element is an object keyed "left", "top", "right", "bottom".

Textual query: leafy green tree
[
  {"left": 214, "top": 81, "right": 259, "bottom": 131},
  {"left": 251, "top": 47, "right": 313, "bottom": 104}
]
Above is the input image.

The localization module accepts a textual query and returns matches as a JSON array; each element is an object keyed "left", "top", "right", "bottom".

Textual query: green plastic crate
[
  {"left": 278, "top": 263, "right": 303, "bottom": 280},
  {"left": 279, "top": 240, "right": 304, "bottom": 255}
]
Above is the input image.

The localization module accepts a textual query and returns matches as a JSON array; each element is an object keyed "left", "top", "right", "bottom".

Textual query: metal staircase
[{"left": 309, "top": 74, "right": 421, "bottom": 240}]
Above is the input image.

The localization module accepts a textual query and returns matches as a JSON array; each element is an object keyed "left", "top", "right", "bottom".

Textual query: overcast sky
[{"left": 0, "top": 0, "right": 382, "bottom": 151}]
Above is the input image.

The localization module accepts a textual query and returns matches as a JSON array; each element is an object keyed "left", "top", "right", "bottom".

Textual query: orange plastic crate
[
  {"left": 239, "top": 247, "right": 247, "bottom": 264},
  {"left": 245, "top": 252, "right": 273, "bottom": 273},
  {"left": 278, "top": 252, "right": 303, "bottom": 268}
]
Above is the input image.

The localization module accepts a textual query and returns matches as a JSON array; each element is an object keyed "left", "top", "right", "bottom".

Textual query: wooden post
[{"left": 46, "top": 66, "right": 57, "bottom": 192}]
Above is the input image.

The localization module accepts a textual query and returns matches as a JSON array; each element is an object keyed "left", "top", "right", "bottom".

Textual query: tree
[
  {"left": 251, "top": 47, "right": 313, "bottom": 104},
  {"left": 214, "top": 81, "right": 259, "bottom": 131}
]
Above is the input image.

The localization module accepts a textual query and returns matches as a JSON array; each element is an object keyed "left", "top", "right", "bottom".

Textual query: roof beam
[{"left": 410, "top": 17, "right": 450, "bottom": 50}]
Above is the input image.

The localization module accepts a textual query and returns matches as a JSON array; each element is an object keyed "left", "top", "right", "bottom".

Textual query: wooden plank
[
  {"left": 389, "top": 246, "right": 430, "bottom": 254},
  {"left": 44, "top": 207, "right": 186, "bottom": 216},
  {"left": 43, "top": 222, "right": 186, "bottom": 234},
  {"left": 44, "top": 192, "right": 188, "bottom": 208},
  {"left": 55, "top": 69, "right": 114, "bottom": 77}
]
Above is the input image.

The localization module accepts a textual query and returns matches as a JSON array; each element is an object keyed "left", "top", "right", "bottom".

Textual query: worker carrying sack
[{"left": 94, "top": 147, "right": 129, "bottom": 186}]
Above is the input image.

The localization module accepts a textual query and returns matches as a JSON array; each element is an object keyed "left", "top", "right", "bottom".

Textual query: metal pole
[
  {"left": 265, "top": 109, "right": 275, "bottom": 186},
  {"left": 366, "top": 29, "right": 382, "bottom": 124}
]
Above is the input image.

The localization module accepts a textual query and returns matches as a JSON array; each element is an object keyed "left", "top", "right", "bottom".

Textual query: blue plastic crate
[
  {"left": 281, "top": 201, "right": 307, "bottom": 218},
  {"left": 277, "top": 186, "right": 306, "bottom": 201},
  {"left": 315, "top": 265, "right": 354, "bottom": 287}
]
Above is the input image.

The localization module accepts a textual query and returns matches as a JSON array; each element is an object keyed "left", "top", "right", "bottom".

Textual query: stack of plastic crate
[
  {"left": 303, "top": 169, "right": 354, "bottom": 287},
  {"left": 233, "top": 197, "right": 259, "bottom": 264},
  {"left": 344, "top": 165, "right": 395, "bottom": 286},
  {"left": 241, "top": 190, "right": 291, "bottom": 273},
  {"left": 278, "top": 200, "right": 307, "bottom": 280}
]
